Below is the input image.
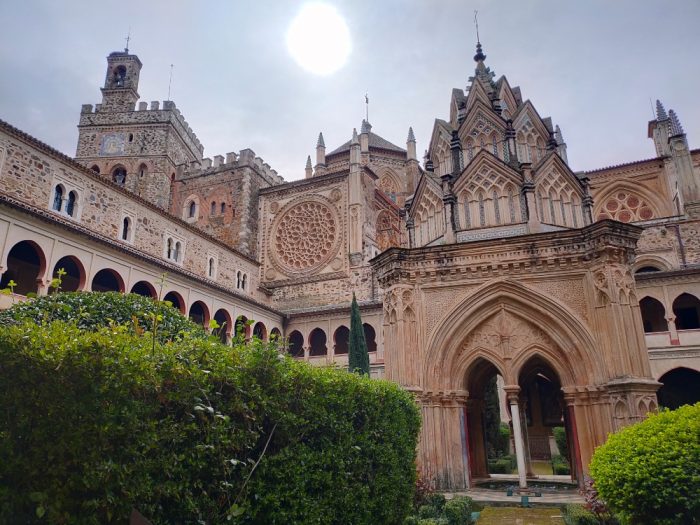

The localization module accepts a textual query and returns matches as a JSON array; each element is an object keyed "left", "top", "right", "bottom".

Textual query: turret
[
  {"left": 100, "top": 50, "right": 142, "bottom": 112},
  {"left": 305, "top": 155, "right": 313, "bottom": 179},
  {"left": 407, "top": 126, "right": 417, "bottom": 161},
  {"left": 315, "top": 132, "right": 326, "bottom": 168},
  {"left": 360, "top": 119, "right": 371, "bottom": 153},
  {"left": 350, "top": 128, "right": 360, "bottom": 168}
]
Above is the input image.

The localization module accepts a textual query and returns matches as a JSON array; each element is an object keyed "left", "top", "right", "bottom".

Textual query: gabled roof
[{"left": 327, "top": 131, "right": 406, "bottom": 156}]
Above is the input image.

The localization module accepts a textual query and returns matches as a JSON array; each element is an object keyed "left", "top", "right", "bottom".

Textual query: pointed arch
[
  {"left": 592, "top": 181, "right": 666, "bottom": 223},
  {"left": 424, "top": 279, "right": 600, "bottom": 391}
]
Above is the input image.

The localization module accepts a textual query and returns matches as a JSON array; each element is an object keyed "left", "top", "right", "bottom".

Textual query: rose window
[
  {"left": 597, "top": 191, "right": 654, "bottom": 223},
  {"left": 272, "top": 200, "right": 339, "bottom": 273}
]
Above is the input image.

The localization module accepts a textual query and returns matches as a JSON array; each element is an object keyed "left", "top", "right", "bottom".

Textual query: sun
[{"left": 286, "top": 3, "right": 352, "bottom": 76}]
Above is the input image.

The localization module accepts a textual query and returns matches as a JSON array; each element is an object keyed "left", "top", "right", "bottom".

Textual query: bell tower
[{"left": 100, "top": 50, "right": 142, "bottom": 112}]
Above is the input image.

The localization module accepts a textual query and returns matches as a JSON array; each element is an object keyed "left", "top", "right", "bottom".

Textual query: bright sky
[{"left": 0, "top": 0, "right": 698, "bottom": 180}]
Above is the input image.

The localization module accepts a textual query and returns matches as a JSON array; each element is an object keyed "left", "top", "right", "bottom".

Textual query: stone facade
[{"left": 1, "top": 44, "right": 699, "bottom": 492}]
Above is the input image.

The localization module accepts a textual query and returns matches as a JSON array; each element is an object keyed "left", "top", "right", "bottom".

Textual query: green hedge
[
  {"left": 553, "top": 426, "right": 569, "bottom": 460},
  {"left": 0, "top": 321, "right": 421, "bottom": 524},
  {"left": 488, "top": 454, "right": 516, "bottom": 474},
  {"left": 561, "top": 504, "right": 599, "bottom": 525},
  {"left": 0, "top": 291, "right": 204, "bottom": 341},
  {"left": 590, "top": 403, "right": 700, "bottom": 525},
  {"left": 405, "top": 496, "right": 472, "bottom": 525},
  {"left": 551, "top": 454, "right": 571, "bottom": 475}
]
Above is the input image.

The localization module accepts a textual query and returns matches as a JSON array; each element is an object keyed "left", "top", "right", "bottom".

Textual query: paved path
[{"left": 477, "top": 507, "right": 565, "bottom": 524}]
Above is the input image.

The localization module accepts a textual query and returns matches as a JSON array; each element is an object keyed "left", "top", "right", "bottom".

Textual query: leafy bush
[
  {"left": 0, "top": 291, "right": 204, "bottom": 341},
  {"left": 562, "top": 504, "right": 599, "bottom": 525},
  {"left": 590, "top": 403, "right": 700, "bottom": 525},
  {"left": 488, "top": 455, "right": 515, "bottom": 474},
  {"left": 418, "top": 504, "right": 440, "bottom": 519},
  {"left": 423, "top": 493, "right": 446, "bottom": 513},
  {"left": 553, "top": 426, "right": 569, "bottom": 460},
  {"left": 417, "top": 519, "right": 448, "bottom": 525},
  {"left": 0, "top": 320, "right": 421, "bottom": 524},
  {"left": 551, "top": 454, "right": 571, "bottom": 475},
  {"left": 444, "top": 496, "right": 473, "bottom": 525}
]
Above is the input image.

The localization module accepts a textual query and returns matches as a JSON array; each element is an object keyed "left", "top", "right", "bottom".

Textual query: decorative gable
[{"left": 533, "top": 155, "right": 586, "bottom": 228}]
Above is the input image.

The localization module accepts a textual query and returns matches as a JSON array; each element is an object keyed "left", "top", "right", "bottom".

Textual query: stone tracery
[
  {"left": 271, "top": 199, "right": 340, "bottom": 274},
  {"left": 596, "top": 190, "right": 655, "bottom": 223}
]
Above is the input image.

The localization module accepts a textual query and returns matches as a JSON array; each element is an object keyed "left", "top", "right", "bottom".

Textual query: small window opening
[
  {"left": 221, "top": 202, "right": 226, "bottom": 213},
  {"left": 166, "top": 238, "right": 173, "bottom": 259},
  {"left": 188, "top": 201, "right": 196, "bottom": 219},
  {"left": 112, "top": 167, "right": 127, "bottom": 186},
  {"left": 52, "top": 185, "right": 63, "bottom": 212},
  {"left": 128, "top": 133, "right": 134, "bottom": 143},
  {"left": 208, "top": 258, "right": 215, "bottom": 277},
  {"left": 90, "top": 165, "right": 100, "bottom": 174},
  {"left": 122, "top": 217, "right": 131, "bottom": 241},
  {"left": 66, "top": 191, "right": 77, "bottom": 217},
  {"left": 211, "top": 201, "right": 216, "bottom": 215},
  {"left": 174, "top": 241, "right": 182, "bottom": 262}
]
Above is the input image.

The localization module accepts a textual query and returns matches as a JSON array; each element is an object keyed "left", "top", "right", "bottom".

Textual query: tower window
[
  {"left": 174, "top": 241, "right": 182, "bottom": 262},
  {"left": 139, "top": 164, "right": 147, "bottom": 177},
  {"left": 112, "top": 167, "right": 127, "bottom": 186},
  {"left": 90, "top": 165, "right": 100, "bottom": 174},
  {"left": 113, "top": 65, "right": 127, "bottom": 87},
  {"left": 166, "top": 238, "right": 173, "bottom": 259},
  {"left": 208, "top": 257, "right": 215, "bottom": 278},
  {"left": 211, "top": 201, "right": 216, "bottom": 215},
  {"left": 52, "top": 185, "right": 64, "bottom": 212},
  {"left": 66, "top": 191, "right": 77, "bottom": 217},
  {"left": 121, "top": 217, "right": 131, "bottom": 241},
  {"left": 221, "top": 202, "right": 226, "bottom": 213},
  {"left": 128, "top": 133, "right": 134, "bottom": 143},
  {"left": 188, "top": 201, "right": 196, "bottom": 218}
]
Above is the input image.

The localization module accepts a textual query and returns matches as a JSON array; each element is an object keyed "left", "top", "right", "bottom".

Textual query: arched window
[
  {"left": 253, "top": 322, "right": 267, "bottom": 341},
  {"left": 636, "top": 266, "right": 661, "bottom": 274},
  {"left": 208, "top": 257, "right": 215, "bottom": 278},
  {"left": 639, "top": 297, "right": 668, "bottom": 333},
  {"left": 52, "top": 185, "right": 63, "bottom": 212},
  {"left": 0, "top": 241, "right": 45, "bottom": 296},
  {"left": 112, "top": 167, "right": 127, "bottom": 186},
  {"left": 188, "top": 201, "right": 196, "bottom": 219},
  {"left": 673, "top": 293, "right": 700, "bottom": 330},
  {"left": 241, "top": 274, "right": 247, "bottom": 290},
  {"left": 309, "top": 328, "right": 327, "bottom": 356},
  {"left": 236, "top": 271, "right": 242, "bottom": 289},
  {"left": 213, "top": 309, "right": 231, "bottom": 343},
  {"left": 288, "top": 330, "right": 304, "bottom": 358},
  {"left": 492, "top": 190, "right": 501, "bottom": 225},
  {"left": 66, "top": 191, "right": 77, "bottom": 217},
  {"left": 211, "top": 201, "right": 216, "bottom": 215},
  {"left": 91, "top": 268, "right": 123, "bottom": 293},
  {"left": 234, "top": 316, "right": 250, "bottom": 339},
  {"left": 163, "top": 291, "right": 185, "bottom": 313},
  {"left": 334, "top": 326, "right": 350, "bottom": 355},
  {"left": 138, "top": 164, "right": 147, "bottom": 178},
  {"left": 363, "top": 323, "right": 377, "bottom": 353},
  {"left": 166, "top": 238, "right": 173, "bottom": 260},
  {"left": 52, "top": 256, "right": 85, "bottom": 292},
  {"left": 90, "top": 165, "right": 100, "bottom": 174},
  {"left": 221, "top": 202, "right": 226, "bottom": 213},
  {"left": 174, "top": 241, "right": 182, "bottom": 263},
  {"left": 478, "top": 193, "right": 485, "bottom": 227},
  {"left": 270, "top": 327, "right": 282, "bottom": 340},
  {"left": 188, "top": 301, "right": 209, "bottom": 328},
  {"left": 121, "top": 217, "right": 131, "bottom": 241},
  {"left": 130, "top": 281, "right": 156, "bottom": 298},
  {"left": 113, "top": 65, "right": 126, "bottom": 87}
]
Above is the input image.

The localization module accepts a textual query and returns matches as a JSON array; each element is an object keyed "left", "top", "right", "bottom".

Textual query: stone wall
[{"left": 0, "top": 121, "right": 262, "bottom": 300}]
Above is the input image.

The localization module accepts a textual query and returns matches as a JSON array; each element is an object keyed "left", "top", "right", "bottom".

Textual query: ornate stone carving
[
  {"left": 270, "top": 197, "right": 341, "bottom": 275},
  {"left": 597, "top": 190, "right": 654, "bottom": 222}
]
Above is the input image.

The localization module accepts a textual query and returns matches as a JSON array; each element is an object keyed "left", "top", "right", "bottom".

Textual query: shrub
[
  {"left": 590, "top": 403, "right": 700, "bottom": 525},
  {"left": 404, "top": 517, "right": 420, "bottom": 525},
  {"left": 0, "top": 320, "right": 421, "bottom": 524},
  {"left": 488, "top": 455, "right": 515, "bottom": 473},
  {"left": 562, "top": 504, "right": 599, "bottom": 525},
  {"left": 418, "top": 504, "right": 440, "bottom": 519},
  {"left": 423, "top": 493, "right": 446, "bottom": 513},
  {"left": 551, "top": 454, "right": 571, "bottom": 475},
  {"left": 444, "top": 496, "right": 473, "bottom": 525},
  {"left": 553, "top": 426, "right": 569, "bottom": 460},
  {"left": 0, "top": 291, "right": 204, "bottom": 341}
]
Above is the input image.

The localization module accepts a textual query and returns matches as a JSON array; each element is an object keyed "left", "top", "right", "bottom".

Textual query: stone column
[
  {"left": 667, "top": 315, "right": 680, "bottom": 345},
  {"left": 563, "top": 393, "right": 584, "bottom": 488},
  {"left": 521, "top": 163, "right": 540, "bottom": 233},
  {"left": 506, "top": 388, "right": 528, "bottom": 490}
]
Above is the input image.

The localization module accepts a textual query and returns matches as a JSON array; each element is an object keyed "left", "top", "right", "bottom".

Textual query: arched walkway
[
  {"left": 334, "top": 326, "right": 349, "bottom": 354},
  {"left": 363, "top": 323, "right": 377, "bottom": 353},
  {"left": 162, "top": 291, "right": 185, "bottom": 314},
  {"left": 0, "top": 240, "right": 46, "bottom": 295},
  {"left": 287, "top": 330, "right": 304, "bottom": 358},
  {"left": 91, "top": 268, "right": 124, "bottom": 292},
  {"left": 639, "top": 296, "right": 668, "bottom": 333},
  {"left": 213, "top": 309, "right": 232, "bottom": 343},
  {"left": 130, "top": 281, "right": 157, "bottom": 298},
  {"left": 270, "top": 327, "right": 282, "bottom": 341},
  {"left": 673, "top": 293, "right": 700, "bottom": 330},
  {"left": 309, "top": 328, "right": 327, "bottom": 356},
  {"left": 234, "top": 315, "right": 250, "bottom": 339},
  {"left": 657, "top": 367, "right": 700, "bottom": 409},
  {"left": 253, "top": 321, "right": 267, "bottom": 341},
  {"left": 52, "top": 256, "right": 85, "bottom": 292},
  {"left": 188, "top": 301, "right": 210, "bottom": 328}
]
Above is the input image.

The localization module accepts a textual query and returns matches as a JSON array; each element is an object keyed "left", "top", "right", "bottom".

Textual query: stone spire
[
  {"left": 316, "top": 132, "right": 325, "bottom": 147},
  {"left": 467, "top": 40, "right": 496, "bottom": 94},
  {"left": 474, "top": 41, "right": 486, "bottom": 63},
  {"left": 305, "top": 155, "right": 313, "bottom": 179},
  {"left": 669, "top": 109, "right": 684, "bottom": 137},
  {"left": 407, "top": 126, "right": 416, "bottom": 142},
  {"left": 656, "top": 100, "right": 668, "bottom": 121},
  {"left": 555, "top": 125, "right": 565, "bottom": 145},
  {"left": 406, "top": 126, "right": 417, "bottom": 161},
  {"left": 315, "top": 132, "right": 326, "bottom": 168},
  {"left": 350, "top": 128, "right": 360, "bottom": 166}
]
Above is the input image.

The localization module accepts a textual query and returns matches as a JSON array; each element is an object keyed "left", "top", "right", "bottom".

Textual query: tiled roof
[{"left": 327, "top": 131, "right": 406, "bottom": 156}]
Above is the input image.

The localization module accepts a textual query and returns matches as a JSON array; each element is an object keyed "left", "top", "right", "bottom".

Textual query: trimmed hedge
[
  {"left": 562, "top": 504, "right": 599, "bottom": 525},
  {"left": 0, "top": 321, "right": 421, "bottom": 524},
  {"left": 551, "top": 454, "right": 571, "bottom": 475},
  {"left": 590, "top": 403, "right": 700, "bottom": 525},
  {"left": 405, "top": 496, "right": 473, "bottom": 525},
  {"left": 0, "top": 291, "right": 204, "bottom": 341}
]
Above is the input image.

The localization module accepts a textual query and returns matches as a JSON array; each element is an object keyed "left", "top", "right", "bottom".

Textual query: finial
[
  {"left": 669, "top": 109, "right": 684, "bottom": 136},
  {"left": 306, "top": 155, "right": 312, "bottom": 168},
  {"left": 407, "top": 126, "right": 416, "bottom": 142},
  {"left": 167, "top": 64, "right": 174, "bottom": 101},
  {"left": 317, "top": 132, "right": 325, "bottom": 148},
  {"left": 365, "top": 92, "right": 369, "bottom": 123},
  {"left": 473, "top": 11, "right": 486, "bottom": 62},
  {"left": 351, "top": 128, "right": 359, "bottom": 144},
  {"left": 656, "top": 100, "right": 668, "bottom": 121},
  {"left": 124, "top": 27, "right": 131, "bottom": 53},
  {"left": 361, "top": 119, "right": 372, "bottom": 134}
]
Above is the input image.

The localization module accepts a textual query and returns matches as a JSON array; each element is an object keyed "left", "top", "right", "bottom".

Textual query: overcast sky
[{"left": 0, "top": 0, "right": 698, "bottom": 180}]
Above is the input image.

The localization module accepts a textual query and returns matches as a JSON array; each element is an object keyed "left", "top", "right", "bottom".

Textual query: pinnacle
[
  {"left": 655, "top": 100, "right": 668, "bottom": 121},
  {"left": 361, "top": 119, "right": 372, "bottom": 134},
  {"left": 351, "top": 128, "right": 359, "bottom": 144},
  {"left": 407, "top": 126, "right": 416, "bottom": 142},
  {"left": 669, "top": 109, "right": 684, "bottom": 136},
  {"left": 305, "top": 155, "right": 312, "bottom": 168},
  {"left": 474, "top": 41, "right": 486, "bottom": 63},
  {"left": 555, "top": 125, "right": 565, "bottom": 145},
  {"left": 317, "top": 132, "right": 325, "bottom": 148}
]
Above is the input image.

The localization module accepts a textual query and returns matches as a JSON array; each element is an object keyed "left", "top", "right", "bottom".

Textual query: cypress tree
[{"left": 348, "top": 293, "right": 370, "bottom": 375}]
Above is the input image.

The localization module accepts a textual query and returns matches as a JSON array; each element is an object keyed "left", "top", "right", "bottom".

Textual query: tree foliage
[
  {"left": 0, "top": 291, "right": 204, "bottom": 342},
  {"left": 349, "top": 293, "right": 370, "bottom": 375},
  {"left": 589, "top": 403, "right": 700, "bottom": 525},
  {"left": 0, "top": 319, "right": 420, "bottom": 524}
]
